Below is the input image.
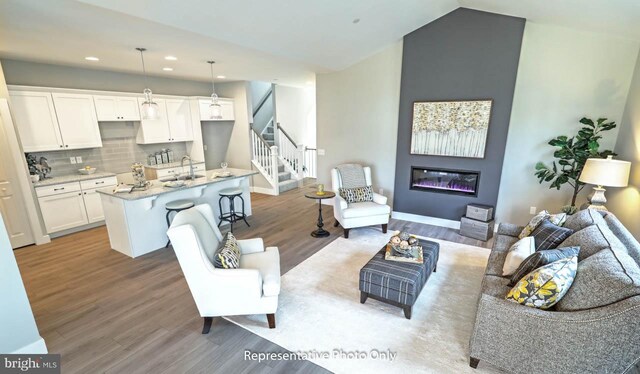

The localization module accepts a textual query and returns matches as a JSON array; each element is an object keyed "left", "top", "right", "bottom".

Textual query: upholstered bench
[{"left": 359, "top": 239, "right": 439, "bottom": 319}]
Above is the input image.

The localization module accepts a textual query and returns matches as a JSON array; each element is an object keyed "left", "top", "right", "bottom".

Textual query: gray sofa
[{"left": 469, "top": 211, "right": 640, "bottom": 374}]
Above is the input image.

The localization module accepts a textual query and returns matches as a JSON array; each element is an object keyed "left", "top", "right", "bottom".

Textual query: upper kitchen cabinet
[
  {"left": 136, "top": 98, "right": 193, "bottom": 144},
  {"left": 10, "top": 91, "right": 102, "bottom": 151},
  {"left": 165, "top": 98, "right": 193, "bottom": 141},
  {"left": 51, "top": 93, "right": 102, "bottom": 149},
  {"left": 9, "top": 91, "right": 63, "bottom": 152},
  {"left": 93, "top": 95, "right": 141, "bottom": 121},
  {"left": 198, "top": 98, "right": 235, "bottom": 121}
]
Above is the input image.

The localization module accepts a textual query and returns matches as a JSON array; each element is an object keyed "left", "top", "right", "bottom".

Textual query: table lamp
[{"left": 578, "top": 155, "right": 631, "bottom": 211}]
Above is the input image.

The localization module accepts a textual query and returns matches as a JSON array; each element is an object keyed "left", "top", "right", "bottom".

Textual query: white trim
[
  {"left": 250, "top": 186, "right": 277, "bottom": 196},
  {"left": 11, "top": 337, "right": 47, "bottom": 354},
  {"left": 391, "top": 211, "right": 461, "bottom": 229}
]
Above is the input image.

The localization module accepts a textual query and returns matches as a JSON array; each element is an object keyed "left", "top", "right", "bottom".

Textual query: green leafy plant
[{"left": 534, "top": 117, "right": 617, "bottom": 210}]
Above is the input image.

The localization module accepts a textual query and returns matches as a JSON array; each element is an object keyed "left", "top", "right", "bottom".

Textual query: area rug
[{"left": 226, "top": 228, "right": 502, "bottom": 373}]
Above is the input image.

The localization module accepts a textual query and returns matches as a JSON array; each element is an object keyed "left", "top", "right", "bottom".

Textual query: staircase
[
  {"left": 276, "top": 159, "right": 299, "bottom": 193},
  {"left": 249, "top": 85, "right": 315, "bottom": 195}
]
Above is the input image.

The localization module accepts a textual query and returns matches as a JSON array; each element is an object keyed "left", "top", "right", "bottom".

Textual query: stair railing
[
  {"left": 276, "top": 125, "right": 304, "bottom": 182},
  {"left": 250, "top": 126, "right": 279, "bottom": 192},
  {"left": 303, "top": 147, "right": 317, "bottom": 178}
]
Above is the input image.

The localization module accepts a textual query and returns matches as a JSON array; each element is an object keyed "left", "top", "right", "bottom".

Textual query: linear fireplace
[{"left": 410, "top": 167, "right": 479, "bottom": 196}]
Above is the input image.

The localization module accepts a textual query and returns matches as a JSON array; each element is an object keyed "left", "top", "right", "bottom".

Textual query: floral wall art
[{"left": 410, "top": 100, "right": 492, "bottom": 158}]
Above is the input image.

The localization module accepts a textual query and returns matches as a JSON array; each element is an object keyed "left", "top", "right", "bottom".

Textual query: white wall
[
  {"left": 0, "top": 214, "right": 46, "bottom": 353},
  {"left": 275, "top": 85, "right": 316, "bottom": 148},
  {"left": 496, "top": 22, "right": 639, "bottom": 225},
  {"left": 608, "top": 50, "right": 640, "bottom": 238},
  {"left": 316, "top": 42, "right": 403, "bottom": 204}
]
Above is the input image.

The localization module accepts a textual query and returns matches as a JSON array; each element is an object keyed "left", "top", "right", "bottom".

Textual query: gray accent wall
[{"left": 393, "top": 8, "right": 525, "bottom": 221}]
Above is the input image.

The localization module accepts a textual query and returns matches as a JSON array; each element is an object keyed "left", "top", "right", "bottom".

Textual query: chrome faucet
[{"left": 181, "top": 155, "right": 195, "bottom": 180}]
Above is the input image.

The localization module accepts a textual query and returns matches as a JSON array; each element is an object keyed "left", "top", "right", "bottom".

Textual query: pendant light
[
  {"left": 207, "top": 60, "right": 222, "bottom": 119},
  {"left": 136, "top": 47, "right": 159, "bottom": 120}
]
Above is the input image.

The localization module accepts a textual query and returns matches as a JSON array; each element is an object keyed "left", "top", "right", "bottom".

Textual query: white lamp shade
[
  {"left": 579, "top": 156, "right": 631, "bottom": 187},
  {"left": 141, "top": 101, "right": 159, "bottom": 120}
]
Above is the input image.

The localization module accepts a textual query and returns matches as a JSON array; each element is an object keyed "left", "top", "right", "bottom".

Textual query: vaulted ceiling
[{"left": 0, "top": 0, "right": 638, "bottom": 87}]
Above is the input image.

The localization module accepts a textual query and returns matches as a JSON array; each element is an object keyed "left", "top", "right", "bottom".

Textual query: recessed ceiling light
[
  {"left": 217, "top": 75, "right": 226, "bottom": 79},
  {"left": 353, "top": 18, "right": 360, "bottom": 24},
  {"left": 162, "top": 67, "right": 173, "bottom": 71},
  {"left": 85, "top": 56, "right": 99, "bottom": 61},
  {"left": 164, "top": 56, "right": 177, "bottom": 61}
]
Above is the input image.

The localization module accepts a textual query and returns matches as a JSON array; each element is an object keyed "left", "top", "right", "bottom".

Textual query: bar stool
[
  {"left": 165, "top": 199, "right": 195, "bottom": 247},
  {"left": 218, "top": 188, "right": 249, "bottom": 233}
]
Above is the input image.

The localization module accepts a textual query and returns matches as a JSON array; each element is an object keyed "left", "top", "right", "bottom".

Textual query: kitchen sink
[{"left": 159, "top": 174, "right": 205, "bottom": 182}]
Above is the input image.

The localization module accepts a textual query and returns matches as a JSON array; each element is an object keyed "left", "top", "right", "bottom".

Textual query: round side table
[{"left": 304, "top": 191, "right": 336, "bottom": 238}]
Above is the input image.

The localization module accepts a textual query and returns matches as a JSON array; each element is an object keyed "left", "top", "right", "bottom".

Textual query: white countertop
[
  {"left": 96, "top": 168, "right": 257, "bottom": 201},
  {"left": 144, "top": 160, "right": 205, "bottom": 169},
  {"left": 33, "top": 172, "right": 117, "bottom": 187}
]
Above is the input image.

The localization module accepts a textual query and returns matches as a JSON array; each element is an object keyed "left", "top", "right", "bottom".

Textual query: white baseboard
[
  {"left": 250, "top": 186, "right": 278, "bottom": 196},
  {"left": 392, "top": 211, "right": 461, "bottom": 229},
  {"left": 12, "top": 337, "right": 47, "bottom": 354}
]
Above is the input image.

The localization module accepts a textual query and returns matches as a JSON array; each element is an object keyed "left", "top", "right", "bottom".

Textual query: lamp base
[{"left": 582, "top": 186, "right": 608, "bottom": 211}]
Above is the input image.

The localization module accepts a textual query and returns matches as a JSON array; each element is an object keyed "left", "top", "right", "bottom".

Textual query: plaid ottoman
[{"left": 359, "top": 239, "right": 439, "bottom": 319}]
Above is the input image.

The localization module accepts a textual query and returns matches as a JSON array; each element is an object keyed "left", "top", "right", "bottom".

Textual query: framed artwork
[{"left": 410, "top": 99, "right": 492, "bottom": 158}]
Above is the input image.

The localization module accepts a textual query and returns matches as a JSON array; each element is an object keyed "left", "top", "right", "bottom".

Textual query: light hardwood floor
[{"left": 14, "top": 182, "right": 491, "bottom": 374}]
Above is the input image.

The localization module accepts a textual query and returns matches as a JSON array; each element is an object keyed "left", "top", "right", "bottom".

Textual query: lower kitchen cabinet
[
  {"left": 38, "top": 191, "right": 89, "bottom": 233},
  {"left": 36, "top": 176, "right": 117, "bottom": 233},
  {"left": 83, "top": 189, "right": 106, "bottom": 223}
]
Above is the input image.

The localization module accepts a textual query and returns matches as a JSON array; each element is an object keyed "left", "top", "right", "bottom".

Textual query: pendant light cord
[
  {"left": 137, "top": 48, "right": 149, "bottom": 88},
  {"left": 208, "top": 61, "right": 216, "bottom": 93}
]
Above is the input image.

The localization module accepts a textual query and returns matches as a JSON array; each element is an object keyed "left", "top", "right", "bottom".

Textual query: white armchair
[
  {"left": 331, "top": 166, "right": 391, "bottom": 238},
  {"left": 167, "top": 204, "right": 280, "bottom": 333}
]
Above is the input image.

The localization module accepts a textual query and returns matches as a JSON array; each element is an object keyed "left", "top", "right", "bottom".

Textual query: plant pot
[{"left": 30, "top": 174, "right": 40, "bottom": 183}]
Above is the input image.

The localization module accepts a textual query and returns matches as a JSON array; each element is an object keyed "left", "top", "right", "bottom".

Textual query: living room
[{"left": 1, "top": 1, "right": 639, "bottom": 374}]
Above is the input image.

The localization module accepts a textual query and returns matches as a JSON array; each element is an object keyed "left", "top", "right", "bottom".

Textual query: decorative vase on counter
[{"left": 131, "top": 163, "right": 147, "bottom": 188}]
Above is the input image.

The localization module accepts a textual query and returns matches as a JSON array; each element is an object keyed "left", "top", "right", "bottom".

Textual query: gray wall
[
  {"left": 609, "top": 50, "right": 640, "bottom": 238},
  {"left": 201, "top": 122, "right": 234, "bottom": 170},
  {"left": 393, "top": 8, "right": 525, "bottom": 220},
  {"left": 1, "top": 59, "right": 212, "bottom": 96}
]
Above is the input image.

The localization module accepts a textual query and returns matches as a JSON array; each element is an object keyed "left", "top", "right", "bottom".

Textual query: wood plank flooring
[{"left": 14, "top": 181, "right": 491, "bottom": 373}]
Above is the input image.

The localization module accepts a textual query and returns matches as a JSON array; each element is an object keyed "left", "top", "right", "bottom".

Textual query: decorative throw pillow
[
  {"left": 555, "top": 247, "right": 640, "bottom": 311},
  {"left": 502, "top": 237, "right": 536, "bottom": 276},
  {"left": 213, "top": 232, "right": 241, "bottom": 269},
  {"left": 508, "top": 246, "right": 580, "bottom": 286},
  {"left": 339, "top": 185, "right": 374, "bottom": 203},
  {"left": 530, "top": 219, "right": 574, "bottom": 251},
  {"left": 518, "top": 210, "right": 550, "bottom": 239},
  {"left": 506, "top": 256, "right": 578, "bottom": 309},
  {"left": 549, "top": 212, "right": 568, "bottom": 226}
]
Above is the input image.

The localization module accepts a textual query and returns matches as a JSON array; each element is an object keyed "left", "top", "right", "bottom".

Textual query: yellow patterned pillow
[{"left": 506, "top": 256, "right": 577, "bottom": 309}]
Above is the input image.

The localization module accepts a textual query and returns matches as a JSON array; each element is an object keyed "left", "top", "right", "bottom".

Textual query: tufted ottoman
[{"left": 359, "top": 239, "right": 439, "bottom": 319}]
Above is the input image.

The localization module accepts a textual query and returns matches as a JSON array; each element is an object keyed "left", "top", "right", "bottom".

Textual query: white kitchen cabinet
[
  {"left": 137, "top": 98, "right": 194, "bottom": 144},
  {"left": 136, "top": 98, "right": 171, "bottom": 144},
  {"left": 36, "top": 177, "right": 117, "bottom": 233},
  {"left": 165, "top": 99, "right": 193, "bottom": 141},
  {"left": 83, "top": 189, "right": 106, "bottom": 223},
  {"left": 39, "top": 190, "right": 89, "bottom": 233},
  {"left": 198, "top": 99, "right": 235, "bottom": 121},
  {"left": 9, "top": 91, "right": 63, "bottom": 151},
  {"left": 94, "top": 95, "right": 141, "bottom": 121},
  {"left": 51, "top": 93, "right": 102, "bottom": 150}
]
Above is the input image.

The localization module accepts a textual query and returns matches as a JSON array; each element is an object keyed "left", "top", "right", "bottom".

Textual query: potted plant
[
  {"left": 534, "top": 117, "right": 617, "bottom": 214},
  {"left": 25, "top": 153, "right": 40, "bottom": 183}
]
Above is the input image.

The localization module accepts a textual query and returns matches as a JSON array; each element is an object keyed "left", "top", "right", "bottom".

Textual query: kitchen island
[{"left": 97, "top": 168, "right": 257, "bottom": 258}]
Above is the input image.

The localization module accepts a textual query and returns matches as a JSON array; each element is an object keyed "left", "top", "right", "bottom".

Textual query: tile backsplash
[{"left": 26, "top": 122, "right": 188, "bottom": 176}]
